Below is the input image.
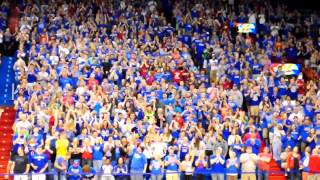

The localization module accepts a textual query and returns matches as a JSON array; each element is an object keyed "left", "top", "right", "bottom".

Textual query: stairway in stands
[
  {"left": 259, "top": 141, "right": 286, "bottom": 179},
  {"left": 269, "top": 159, "right": 286, "bottom": 180},
  {"left": 0, "top": 107, "right": 15, "bottom": 179},
  {"left": 0, "top": 2, "right": 19, "bottom": 179}
]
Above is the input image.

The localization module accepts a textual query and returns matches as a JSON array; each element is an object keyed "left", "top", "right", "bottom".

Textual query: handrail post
[{"left": 11, "top": 83, "right": 14, "bottom": 101}]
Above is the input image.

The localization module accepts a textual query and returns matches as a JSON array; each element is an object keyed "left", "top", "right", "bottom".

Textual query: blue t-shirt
[
  {"left": 226, "top": 158, "right": 239, "bottom": 174},
  {"left": 210, "top": 155, "right": 225, "bottom": 173},
  {"left": 262, "top": 113, "right": 273, "bottom": 129},
  {"left": 68, "top": 165, "right": 82, "bottom": 180},
  {"left": 250, "top": 93, "right": 260, "bottom": 106},
  {"left": 304, "top": 104, "right": 314, "bottom": 119},
  {"left": 278, "top": 84, "right": 288, "bottom": 97},
  {"left": 27, "top": 73, "right": 37, "bottom": 83},
  {"left": 164, "top": 154, "right": 179, "bottom": 171},
  {"left": 92, "top": 144, "right": 104, "bottom": 160},
  {"left": 150, "top": 160, "right": 162, "bottom": 175},
  {"left": 30, "top": 154, "right": 48, "bottom": 173},
  {"left": 300, "top": 125, "right": 313, "bottom": 142},
  {"left": 282, "top": 136, "right": 297, "bottom": 150},
  {"left": 179, "top": 145, "right": 189, "bottom": 160},
  {"left": 59, "top": 77, "right": 72, "bottom": 89},
  {"left": 231, "top": 75, "right": 241, "bottom": 86},
  {"left": 245, "top": 139, "right": 261, "bottom": 155},
  {"left": 130, "top": 152, "right": 147, "bottom": 171},
  {"left": 252, "top": 63, "right": 262, "bottom": 75},
  {"left": 231, "top": 144, "right": 243, "bottom": 157}
]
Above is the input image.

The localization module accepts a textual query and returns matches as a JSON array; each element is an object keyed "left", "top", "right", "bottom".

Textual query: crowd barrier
[{"left": 1, "top": 170, "right": 320, "bottom": 176}]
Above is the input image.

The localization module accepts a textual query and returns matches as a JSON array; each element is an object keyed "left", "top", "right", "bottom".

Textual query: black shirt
[
  {"left": 293, "top": 157, "right": 299, "bottom": 171},
  {"left": 13, "top": 155, "right": 29, "bottom": 173}
]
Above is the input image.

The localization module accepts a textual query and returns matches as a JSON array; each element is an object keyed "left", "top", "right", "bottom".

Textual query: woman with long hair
[
  {"left": 81, "top": 138, "right": 93, "bottom": 167},
  {"left": 69, "top": 138, "right": 82, "bottom": 166},
  {"left": 149, "top": 153, "right": 164, "bottom": 180},
  {"left": 194, "top": 151, "right": 207, "bottom": 180},
  {"left": 11, "top": 146, "right": 30, "bottom": 180},
  {"left": 180, "top": 152, "right": 195, "bottom": 180},
  {"left": 287, "top": 146, "right": 302, "bottom": 180},
  {"left": 226, "top": 150, "right": 239, "bottom": 180}
]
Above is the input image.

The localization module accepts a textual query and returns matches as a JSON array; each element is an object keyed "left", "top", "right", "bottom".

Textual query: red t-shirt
[
  {"left": 258, "top": 153, "right": 272, "bottom": 171},
  {"left": 146, "top": 75, "right": 154, "bottom": 85},
  {"left": 222, "top": 80, "right": 232, "bottom": 90},
  {"left": 297, "top": 79, "right": 305, "bottom": 95},
  {"left": 140, "top": 64, "right": 149, "bottom": 78},
  {"left": 172, "top": 70, "right": 183, "bottom": 84},
  {"left": 49, "top": 115, "right": 55, "bottom": 128},
  {"left": 63, "top": 95, "right": 75, "bottom": 106},
  {"left": 88, "top": 78, "right": 98, "bottom": 90},
  {"left": 309, "top": 155, "right": 320, "bottom": 173},
  {"left": 287, "top": 153, "right": 300, "bottom": 169},
  {"left": 82, "top": 146, "right": 93, "bottom": 160},
  {"left": 242, "top": 132, "right": 262, "bottom": 143},
  {"left": 174, "top": 117, "right": 184, "bottom": 128}
]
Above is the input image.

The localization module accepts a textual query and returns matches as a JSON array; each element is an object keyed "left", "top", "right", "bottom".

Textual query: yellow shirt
[
  {"left": 145, "top": 111, "right": 155, "bottom": 124},
  {"left": 56, "top": 139, "right": 69, "bottom": 158}
]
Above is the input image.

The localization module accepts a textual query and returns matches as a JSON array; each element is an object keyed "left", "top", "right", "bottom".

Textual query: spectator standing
[
  {"left": 81, "top": 138, "right": 93, "bottom": 167},
  {"left": 82, "top": 164, "right": 97, "bottom": 180},
  {"left": 114, "top": 157, "right": 128, "bottom": 180},
  {"left": 180, "top": 153, "right": 195, "bottom": 180},
  {"left": 69, "top": 138, "right": 82, "bottom": 167},
  {"left": 149, "top": 153, "right": 164, "bottom": 180},
  {"left": 240, "top": 146, "right": 258, "bottom": 180},
  {"left": 210, "top": 147, "right": 225, "bottom": 180},
  {"left": 130, "top": 144, "right": 147, "bottom": 180},
  {"left": 101, "top": 158, "right": 115, "bottom": 180},
  {"left": 226, "top": 150, "right": 240, "bottom": 180},
  {"left": 309, "top": 147, "right": 320, "bottom": 180},
  {"left": 67, "top": 160, "right": 82, "bottom": 180},
  {"left": 302, "top": 147, "right": 311, "bottom": 180},
  {"left": 11, "top": 146, "right": 30, "bottom": 180},
  {"left": 55, "top": 131, "right": 69, "bottom": 160},
  {"left": 213, "top": 133, "right": 228, "bottom": 157},
  {"left": 92, "top": 138, "right": 104, "bottom": 175},
  {"left": 257, "top": 147, "right": 272, "bottom": 180},
  {"left": 30, "top": 146, "right": 48, "bottom": 180},
  {"left": 195, "top": 151, "right": 208, "bottom": 180},
  {"left": 164, "top": 146, "right": 180, "bottom": 180},
  {"left": 286, "top": 146, "right": 302, "bottom": 180},
  {"left": 53, "top": 156, "right": 68, "bottom": 180}
]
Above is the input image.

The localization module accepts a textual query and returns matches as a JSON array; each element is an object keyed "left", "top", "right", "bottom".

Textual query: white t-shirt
[
  {"left": 209, "top": 59, "right": 218, "bottom": 71},
  {"left": 15, "top": 120, "right": 32, "bottom": 132},
  {"left": 0, "top": 32, "right": 3, "bottom": 43},
  {"left": 49, "top": 55, "right": 59, "bottom": 65},
  {"left": 258, "top": 14, "right": 266, "bottom": 24},
  {"left": 240, "top": 153, "right": 258, "bottom": 173},
  {"left": 248, "top": 13, "right": 256, "bottom": 23},
  {"left": 102, "top": 164, "right": 113, "bottom": 176},
  {"left": 151, "top": 142, "right": 167, "bottom": 158},
  {"left": 38, "top": 71, "right": 49, "bottom": 81}
]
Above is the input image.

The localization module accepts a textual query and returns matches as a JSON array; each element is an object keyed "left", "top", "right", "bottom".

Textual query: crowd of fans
[{"left": 1, "top": 0, "right": 320, "bottom": 180}]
